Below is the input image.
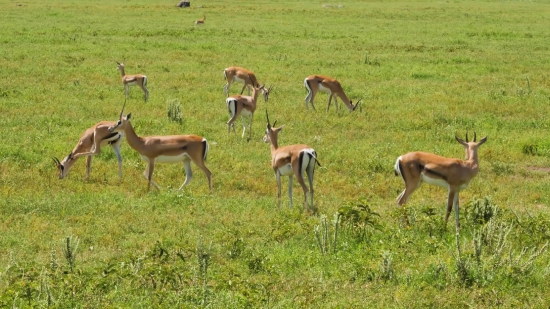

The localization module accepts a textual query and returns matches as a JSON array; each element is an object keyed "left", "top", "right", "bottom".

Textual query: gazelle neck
[
  {"left": 252, "top": 87, "right": 261, "bottom": 103},
  {"left": 337, "top": 92, "right": 354, "bottom": 110},
  {"left": 122, "top": 121, "right": 144, "bottom": 151},
  {"left": 269, "top": 134, "right": 279, "bottom": 152},
  {"left": 119, "top": 67, "right": 126, "bottom": 77}
]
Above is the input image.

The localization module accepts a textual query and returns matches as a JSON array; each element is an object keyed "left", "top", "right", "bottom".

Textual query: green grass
[{"left": 1, "top": 0, "right": 550, "bottom": 307}]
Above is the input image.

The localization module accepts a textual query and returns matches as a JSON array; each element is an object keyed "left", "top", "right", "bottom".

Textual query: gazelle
[
  {"left": 107, "top": 103, "right": 213, "bottom": 192},
  {"left": 53, "top": 121, "right": 124, "bottom": 180},
  {"left": 223, "top": 66, "right": 272, "bottom": 102},
  {"left": 194, "top": 15, "right": 205, "bottom": 26},
  {"left": 303, "top": 74, "right": 360, "bottom": 112},
  {"left": 116, "top": 61, "right": 149, "bottom": 102},
  {"left": 394, "top": 133, "right": 487, "bottom": 229},
  {"left": 227, "top": 81, "right": 271, "bottom": 140},
  {"left": 263, "top": 111, "right": 321, "bottom": 210}
]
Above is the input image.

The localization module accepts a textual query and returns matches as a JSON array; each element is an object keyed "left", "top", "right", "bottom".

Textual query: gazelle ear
[
  {"left": 477, "top": 136, "right": 488, "bottom": 145},
  {"left": 126, "top": 113, "right": 132, "bottom": 120}
]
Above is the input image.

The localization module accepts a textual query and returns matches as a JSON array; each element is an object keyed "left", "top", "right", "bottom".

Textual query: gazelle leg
[
  {"left": 240, "top": 84, "right": 247, "bottom": 95},
  {"left": 306, "top": 161, "right": 315, "bottom": 209},
  {"left": 241, "top": 115, "right": 247, "bottom": 138},
  {"left": 326, "top": 94, "right": 334, "bottom": 112},
  {"left": 454, "top": 193, "right": 460, "bottom": 229},
  {"left": 396, "top": 181, "right": 421, "bottom": 206},
  {"left": 189, "top": 151, "right": 213, "bottom": 193},
  {"left": 113, "top": 145, "right": 123, "bottom": 178},
  {"left": 143, "top": 161, "right": 160, "bottom": 190},
  {"left": 223, "top": 82, "right": 231, "bottom": 97},
  {"left": 304, "top": 81, "right": 317, "bottom": 111},
  {"left": 141, "top": 85, "right": 149, "bottom": 102},
  {"left": 288, "top": 175, "right": 294, "bottom": 208},
  {"left": 276, "top": 171, "right": 282, "bottom": 209},
  {"left": 178, "top": 159, "right": 193, "bottom": 191},
  {"left": 85, "top": 156, "right": 92, "bottom": 180},
  {"left": 445, "top": 190, "right": 454, "bottom": 221}
]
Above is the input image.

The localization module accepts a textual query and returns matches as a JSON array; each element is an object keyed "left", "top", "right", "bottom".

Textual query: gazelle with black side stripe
[
  {"left": 226, "top": 78, "right": 270, "bottom": 140},
  {"left": 223, "top": 66, "right": 272, "bottom": 101},
  {"left": 394, "top": 133, "right": 487, "bottom": 228},
  {"left": 304, "top": 74, "right": 360, "bottom": 112},
  {"left": 108, "top": 102, "right": 213, "bottom": 192},
  {"left": 53, "top": 121, "right": 124, "bottom": 180},
  {"left": 116, "top": 61, "right": 149, "bottom": 102},
  {"left": 263, "top": 111, "right": 321, "bottom": 210}
]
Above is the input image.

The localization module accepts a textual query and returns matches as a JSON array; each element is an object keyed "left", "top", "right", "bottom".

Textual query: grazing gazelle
[
  {"left": 223, "top": 66, "right": 272, "bottom": 102},
  {"left": 263, "top": 111, "right": 321, "bottom": 210},
  {"left": 194, "top": 15, "right": 205, "bottom": 26},
  {"left": 108, "top": 103, "right": 213, "bottom": 192},
  {"left": 227, "top": 81, "right": 271, "bottom": 140},
  {"left": 394, "top": 133, "right": 487, "bottom": 228},
  {"left": 303, "top": 74, "right": 360, "bottom": 112},
  {"left": 116, "top": 61, "right": 149, "bottom": 102},
  {"left": 53, "top": 121, "right": 124, "bottom": 180}
]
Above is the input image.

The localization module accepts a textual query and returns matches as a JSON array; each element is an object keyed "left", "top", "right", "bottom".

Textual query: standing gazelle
[
  {"left": 304, "top": 75, "right": 360, "bottom": 112},
  {"left": 394, "top": 133, "right": 487, "bottom": 229},
  {"left": 223, "top": 67, "right": 272, "bottom": 102},
  {"left": 194, "top": 15, "right": 205, "bottom": 26},
  {"left": 263, "top": 111, "right": 321, "bottom": 210},
  {"left": 53, "top": 121, "right": 124, "bottom": 180},
  {"left": 226, "top": 80, "right": 270, "bottom": 140},
  {"left": 116, "top": 61, "right": 149, "bottom": 102},
  {"left": 108, "top": 103, "right": 213, "bottom": 192}
]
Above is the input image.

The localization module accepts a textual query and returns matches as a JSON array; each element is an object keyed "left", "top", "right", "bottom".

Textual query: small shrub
[
  {"left": 466, "top": 196, "right": 497, "bottom": 226},
  {"left": 167, "top": 99, "right": 183, "bottom": 124},
  {"left": 338, "top": 201, "right": 381, "bottom": 243}
]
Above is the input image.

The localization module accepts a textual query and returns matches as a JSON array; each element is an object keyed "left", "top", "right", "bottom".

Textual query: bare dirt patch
[{"left": 527, "top": 166, "right": 550, "bottom": 173}]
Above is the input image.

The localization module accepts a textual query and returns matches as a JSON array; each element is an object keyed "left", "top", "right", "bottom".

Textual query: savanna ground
[{"left": 1, "top": 0, "right": 550, "bottom": 307}]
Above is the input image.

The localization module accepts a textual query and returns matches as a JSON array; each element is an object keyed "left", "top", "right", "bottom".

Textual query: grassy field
[{"left": 1, "top": 0, "right": 550, "bottom": 307}]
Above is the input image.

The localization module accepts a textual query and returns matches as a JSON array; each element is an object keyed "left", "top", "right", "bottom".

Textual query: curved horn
[
  {"left": 52, "top": 157, "right": 60, "bottom": 165},
  {"left": 466, "top": 132, "right": 469, "bottom": 142},
  {"left": 119, "top": 99, "right": 126, "bottom": 119},
  {"left": 473, "top": 132, "right": 477, "bottom": 142},
  {"left": 115, "top": 61, "right": 121, "bottom": 65},
  {"left": 354, "top": 99, "right": 362, "bottom": 110}
]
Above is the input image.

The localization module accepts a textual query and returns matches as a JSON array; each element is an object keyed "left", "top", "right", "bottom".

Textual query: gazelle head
[
  {"left": 115, "top": 61, "right": 125, "bottom": 73},
  {"left": 455, "top": 132, "right": 487, "bottom": 160},
  {"left": 109, "top": 100, "right": 131, "bottom": 133},
  {"left": 351, "top": 98, "right": 362, "bottom": 111},
  {"left": 53, "top": 152, "right": 75, "bottom": 179},
  {"left": 261, "top": 85, "right": 273, "bottom": 102},
  {"left": 263, "top": 110, "right": 283, "bottom": 144}
]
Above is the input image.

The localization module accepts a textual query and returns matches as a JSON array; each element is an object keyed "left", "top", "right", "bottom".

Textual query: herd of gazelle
[{"left": 53, "top": 63, "right": 487, "bottom": 228}]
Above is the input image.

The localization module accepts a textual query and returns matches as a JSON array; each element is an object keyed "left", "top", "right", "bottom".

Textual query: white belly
[
  {"left": 141, "top": 154, "right": 189, "bottom": 164},
  {"left": 241, "top": 109, "right": 252, "bottom": 117},
  {"left": 126, "top": 81, "right": 138, "bottom": 86},
  {"left": 278, "top": 164, "right": 293, "bottom": 176},
  {"left": 421, "top": 173, "right": 449, "bottom": 189},
  {"left": 233, "top": 76, "right": 246, "bottom": 84},
  {"left": 318, "top": 84, "right": 331, "bottom": 94}
]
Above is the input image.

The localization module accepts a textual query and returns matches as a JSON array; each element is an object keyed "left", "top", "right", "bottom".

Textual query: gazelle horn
[{"left": 119, "top": 99, "right": 126, "bottom": 119}]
